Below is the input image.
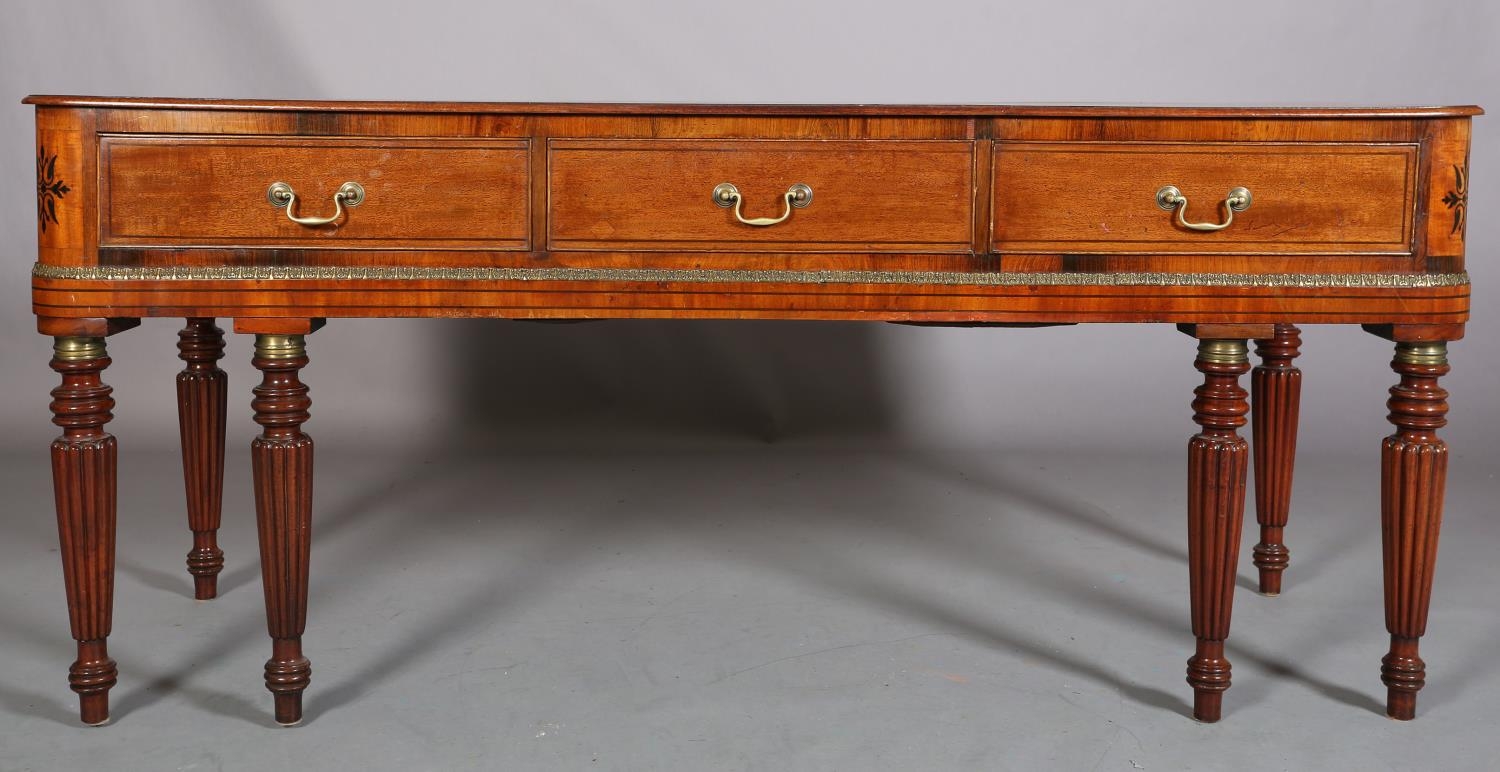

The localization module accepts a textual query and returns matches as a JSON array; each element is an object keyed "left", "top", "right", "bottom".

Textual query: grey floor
[{"left": 1, "top": 445, "right": 1497, "bottom": 771}]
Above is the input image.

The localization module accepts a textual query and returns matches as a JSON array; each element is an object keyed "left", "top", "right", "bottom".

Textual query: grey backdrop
[
  {"left": 3, "top": 2, "right": 1500, "bottom": 768},
  {"left": 1, "top": 1, "right": 1495, "bottom": 456}
]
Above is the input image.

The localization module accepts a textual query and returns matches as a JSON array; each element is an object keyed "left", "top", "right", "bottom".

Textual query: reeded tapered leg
[
  {"left": 1380, "top": 341, "right": 1450, "bottom": 721},
  {"left": 1251, "top": 324, "right": 1301, "bottom": 595},
  {"left": 1185, "top": 339, "right": 1251, "bottom": 723},
  {"left": 49, "top": 337, "right": 120, "bottom": 725},
  {"left": 178, "top": 319, "right": 227, "bottom": 600},
  {"left": 249, "top": 334, "right": 314, "bottom": 725}
]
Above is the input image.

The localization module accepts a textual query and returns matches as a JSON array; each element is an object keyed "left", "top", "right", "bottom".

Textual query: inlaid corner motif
[
  {"left": 1441, "top": 163, "right": 1467, "bottom": 239},
  {"left": 36, "top": 146, "right": 70, "bottom": 233}
]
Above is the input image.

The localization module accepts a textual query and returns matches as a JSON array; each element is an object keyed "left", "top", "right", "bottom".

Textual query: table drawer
[
  {"left": 991, "top": 142, "right": 1418, "bottom": 254},
  {"left": 100, "top": 136, "right": 531, "bottom": 249},
  {"left": 548, "top": 140, "right": 975, "bottom": 252}
]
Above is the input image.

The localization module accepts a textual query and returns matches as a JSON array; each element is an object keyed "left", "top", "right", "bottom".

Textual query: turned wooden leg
[
  {"left": 49, "top": 336, "right": 120, "bottom": 725},
  {"left": 177, "top": 318, "right": 228, "bottom": 600},
  {"left": 1380, "top": 341, "right": 1450, "bottom": 720},
  {"left": 1185, "top": 339, "right": 1251, "bottom": 722},
  {"left": 249, "top": 334, "right": 314, "bottom": 725},
  {"left": 1251, "top": 324, "right": 1301, "bottom": 596}
]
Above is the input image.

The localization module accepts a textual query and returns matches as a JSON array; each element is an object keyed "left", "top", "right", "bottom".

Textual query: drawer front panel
[
  {"left": 101, "top": 136, "right": 531, "bottom": 250},
  {"left": 548, "top": 140, "right": 975, "bottom": 252},
  {"left": 991, "top": 142, "right": 1417, "bottom": 254}
]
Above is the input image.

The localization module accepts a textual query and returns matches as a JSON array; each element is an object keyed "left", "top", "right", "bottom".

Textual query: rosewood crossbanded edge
[{"left": 24, "top": 96, "right": 1478, "bottom": 727}]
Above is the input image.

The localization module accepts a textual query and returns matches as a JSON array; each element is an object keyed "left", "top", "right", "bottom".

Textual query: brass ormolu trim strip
[
  {"left": 1197, "top": 339, "right": 1250, "bottom": 365},
  {"left": 1393, "top": 341, "right": 1448, "bottom": 367},
  {"left": 32, "top": 264, "right": 1471, "bottom": 289},
  {"left": 53, "top": 336, "right": 106, "bottom": 362},
  {"left": 254, "top": 334, "right": 306, "bottom": 360}
]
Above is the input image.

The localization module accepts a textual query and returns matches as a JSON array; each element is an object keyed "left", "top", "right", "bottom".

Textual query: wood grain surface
[
  {"left": 992, "top": 142, "right": 1416, "bottom": 255},
  {"left": 548, "top": 140, "right": 974, "bottom": 252},
  {"left": 101, "top": 136, "right": 530, "bottom": 249},
  {"left": 26, "top": 102, "right": 1472, "bottom": 327}
]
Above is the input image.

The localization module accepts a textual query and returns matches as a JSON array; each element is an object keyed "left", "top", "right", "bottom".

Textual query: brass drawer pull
[
  {"left": 266, "top": 181, "right": 365, "bottom": 227},
  {"left": 1155, "top": 185, "right": 1252, "bottom": 232},
  {"left": 713, "top": 182, "right": 813, "bottom": 226}
]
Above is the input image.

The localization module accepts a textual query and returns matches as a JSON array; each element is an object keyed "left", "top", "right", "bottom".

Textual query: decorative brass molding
[
  {"left": 36, "top": 147, "right": 70, "bottom": 233},
  {"left": 33, "top": 263, "right": 1471, "bottom": 289},
  {"left": 1441, "top": 163, "right": 1468, "bottom": 238}
]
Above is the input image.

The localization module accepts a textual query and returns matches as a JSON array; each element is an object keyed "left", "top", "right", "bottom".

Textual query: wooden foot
[
  {"left": 50, "top": 337, "right": 120, "bottom": 725},
  {"left": 1185, "top": 338, "right": 1251, "bottom": 722},
  {"left": 177, "top": 319, "right": 227, "bottom": 600},
  {"left": 1379, "top": 341, "right": 1449, "bottom": 720},
  {"left": 249, "top": 333, "right": 315, "bottom": 725},
  {"left": 1251, "top": 324, "right": 1301, "bottom": 596}
]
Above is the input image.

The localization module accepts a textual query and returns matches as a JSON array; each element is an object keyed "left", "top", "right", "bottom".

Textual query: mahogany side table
[{"left": 26, "top": 97, "right": 1478, "bottom": 725}]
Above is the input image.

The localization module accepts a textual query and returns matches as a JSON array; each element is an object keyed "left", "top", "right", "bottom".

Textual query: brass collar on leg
[
  {"left": 1394, "top": 342, "right": 1448, "bottom": 367},
  {"left": 1197, "top": 339, "right": 1250, "bottom": 365},
  {"left": 53, "top": 336, "right": 106, "bottom": 362},
  {"left": 254, "top": 334, "right": 306, "bottom": 360}
]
